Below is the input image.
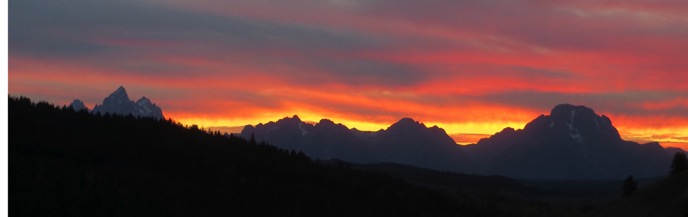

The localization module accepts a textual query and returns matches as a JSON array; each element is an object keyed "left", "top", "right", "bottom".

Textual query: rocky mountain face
[
  {"left": 242, "top": 104, "right": 677, "bottom": 180},
  {"left": 78, "top": 86, "right": 164, "bottom": 119}
]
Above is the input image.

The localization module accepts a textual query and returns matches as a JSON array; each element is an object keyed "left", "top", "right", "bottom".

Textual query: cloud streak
[{"left": 9, "top": 0, "right": 688, "bottom": 149}]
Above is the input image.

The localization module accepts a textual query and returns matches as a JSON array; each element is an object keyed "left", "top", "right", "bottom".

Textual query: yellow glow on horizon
[
  {"left": 168, "top": 114, "right": 688, "bottom": 151},
  {"left": 424, "top": 121, "right": 529, "bottom": 135},
  {"left": 170, "top": 112, "right": 529, "bottom": 137},
  {"left": 168, "top": 112, "right": 392, "bottom": 132}
]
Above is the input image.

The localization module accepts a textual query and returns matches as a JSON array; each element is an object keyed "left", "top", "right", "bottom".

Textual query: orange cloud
[{"left": 10, "top": 0, "right": 688, "bottom": 151}]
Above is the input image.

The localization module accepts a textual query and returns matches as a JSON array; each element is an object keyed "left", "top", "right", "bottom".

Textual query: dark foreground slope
[
  {"left": 589, "top": 172, "right": 688, "bottom": 217},
  {"left": 317, "top": 160, "right": 533, "bottom": 195},
  {"left": 10, "top": 96, "right": 556, "bottom": 217}
]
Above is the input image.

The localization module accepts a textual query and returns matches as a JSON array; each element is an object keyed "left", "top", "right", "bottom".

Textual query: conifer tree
[
  {"left": 670, "top": 152, "right": 688, "bottom": 175},
  {"left": 249, "top": 133, "right": 257, "bottom": 145},
  {"left": 621, "top": 175, "right": 637, "bottom": 197}
]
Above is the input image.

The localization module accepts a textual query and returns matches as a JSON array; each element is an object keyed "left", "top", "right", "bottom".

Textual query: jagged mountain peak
[
  {"left": 239, "top": 103, "right": 673, "bottom": 180},
  {"left": 240, "top": 115, "right": 467, "bottom": 172},
  {"left": 68, "top": 99, "right": 88, "bottom": 111},
  {"left": 107, "top": 86, "right": 130, "bottom": 101},
  {"left": 114, "top": 85, "right": 126, "bottom": 93},
  {"left": 92, "top": 86, "right": 164, "bottom": 119}
]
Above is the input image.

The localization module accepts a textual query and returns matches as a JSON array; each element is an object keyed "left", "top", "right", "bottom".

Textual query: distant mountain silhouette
[
  {"left": 68, "top": 99, "right": 88, "bottom": 112},
  {"left": 242, "top": 104, "right": 676, "bottom": 180},
  {"left": 88, "top": 86, "right": 164, "bottom": 119},
  {"left": 466, "top": 104, "right": 673, "bottom": 179},
  {"left": 241, "top": 116, "right": 468, "bottom": 172},
  {"left": 9, "top": 96, "right": 560, "bottom": 217}
]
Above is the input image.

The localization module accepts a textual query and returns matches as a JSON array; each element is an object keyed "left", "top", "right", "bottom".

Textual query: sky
[{"left": 8, "top": 0, "right": 688, "bottom": 150}]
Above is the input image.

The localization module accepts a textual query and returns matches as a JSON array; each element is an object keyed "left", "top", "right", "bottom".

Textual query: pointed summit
[
  {"left": 136, "top": 96, "right": 151, "bottom": 105},
  {"left": 68, "top": 99, "right": 89, "bottom": 112},
  {"left": 135, "top": 96, "right": 164, "bottom": 119},
  {"left": 114, "top": 85, "right": 126, "bottom": 94},
  {"left": 92, "top": 86, "right": 164, "bottom": 119},
  {"left": 102, "top": 86, "right": 131, "bottom": 106},
  {"left": 112, "top": 86, "right": 129, "bottom": 98}
]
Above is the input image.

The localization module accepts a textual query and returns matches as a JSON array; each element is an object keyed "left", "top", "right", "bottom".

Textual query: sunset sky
[{"left": 9, "top": 0, "right": 688, "bottom": 149}]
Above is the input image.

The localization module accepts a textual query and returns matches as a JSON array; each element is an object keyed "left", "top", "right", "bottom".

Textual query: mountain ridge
[
  {"left": 74, "top": 86, "right": 165, "bottom": 119},
  {"left": 12, "top": 96, "right": 526, "bottom": 217},
  {"left": 241, "top": 104, "right": 679, "bottom": 180},
  {"left": 241, "top": 116, "right": 469, "bottom": 172},
  {"left": 469, "top": 104, "right": 672, "bottom": 179}
]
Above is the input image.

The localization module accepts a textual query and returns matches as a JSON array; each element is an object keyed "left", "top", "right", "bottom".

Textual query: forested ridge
[{"left": 9, "top": 96, "right": 560, "bottom": 217}]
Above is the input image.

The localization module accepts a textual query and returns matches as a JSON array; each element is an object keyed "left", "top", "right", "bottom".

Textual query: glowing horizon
[{"left": 10, "top": 0, "right": 688, "bottom": 150}]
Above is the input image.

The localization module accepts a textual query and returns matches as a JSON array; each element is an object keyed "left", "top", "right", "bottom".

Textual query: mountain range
[
  {"left": 242, "top": 104, "right": 679, "bottom": 180},
  {"left": 242, "top": 116, "right": 467, "bottom": 172},
  {"left": 70, "top": 86, "right": 164, "bottom": 119},
  {"left": 66, "top": 87, "right": 678, "bottom": 180},
  {"left": 466, "top": 104, "right": 674, "bottom": 179},
  {"left": 12, "top": 94, "right": 688, "bottom": 216}
]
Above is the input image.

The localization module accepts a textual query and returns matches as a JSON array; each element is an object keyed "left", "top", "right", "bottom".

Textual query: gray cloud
[
  {"left": 10, "top": 0, "right": 375, "bottom": 54},
  {"left": 305, "top": 58, "right": 427, "bottom": 86},
  {"left": 358, "top": 0, "right": 688, "bottom": 53},
  {"left": 11, "top": 0, "right": 426, "bottom": 86},
  {"left": 472, "top": 90, "right": 688, "bottom": 117}
]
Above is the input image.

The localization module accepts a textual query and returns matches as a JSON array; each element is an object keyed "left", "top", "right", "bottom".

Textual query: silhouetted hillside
[
  {"left": 241, "top": 116, "right": 468, "bottom": 172},
  {"left": 317, "top": 160, "right": 534, "bottom": 195},
  {"left": 590, "top": 171, "right": 688, "bottom": 217},
  {"left": 10, "top": 96, "right": 559, "bottom": 217},
  {"left": 240, "top": 105, "right": 674, "bottom": 180},
  {"left": 468, "top": 104, "right": 672, "bottom": 179}
]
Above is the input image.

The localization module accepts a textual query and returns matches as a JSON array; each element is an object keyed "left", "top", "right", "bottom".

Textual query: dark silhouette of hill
[
  {"left": 241, "top": 116, "right": 468, "bottom": 172},
  {"left": 467, "top": 104, "right": 672, "bottom": 180},
  {"left": 316, "top": 159, "right": 534, "bottom": 195},
  {"left": 89, "top": 86, "right": 164, "bottom": 119},
  {"left": 10, "top": 96, "right": 563, "bottom": 217},
  {"left": 589, "top": 171, "right": 688, "bottom": 217},
  {"left": 240, "top": 104, "right": 674, "bottom": 180}
]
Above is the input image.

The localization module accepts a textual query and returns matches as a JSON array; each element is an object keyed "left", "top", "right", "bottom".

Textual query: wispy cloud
[{"left": 9, "top": 0, "right": 688, "bottom": 148}]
